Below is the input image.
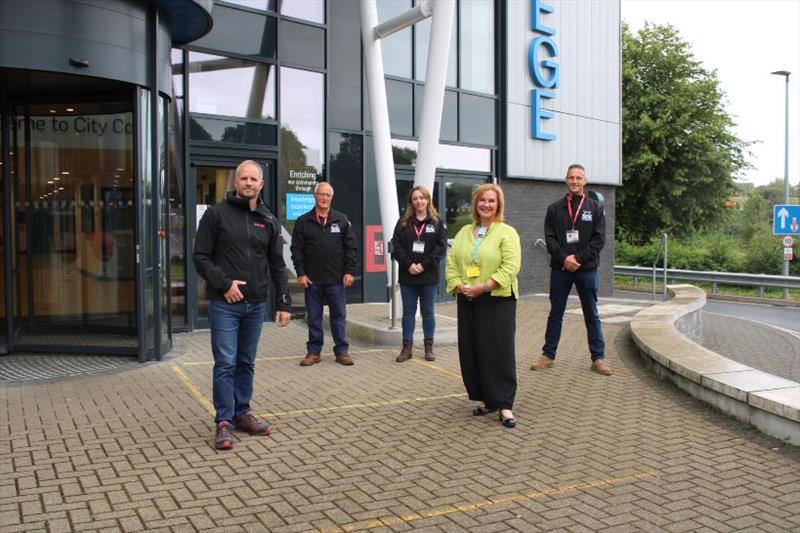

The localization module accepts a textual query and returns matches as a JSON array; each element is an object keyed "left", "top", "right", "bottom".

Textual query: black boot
[
  {"left": 396, "top": 340, "right": 413, "bottom": 362},
  {"left": 424, "top": 339, "right": 435, "bottom": 361}
]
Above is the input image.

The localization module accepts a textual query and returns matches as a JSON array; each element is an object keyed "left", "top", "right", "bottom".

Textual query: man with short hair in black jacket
[
  {"left": 193, "top": 160, "right": 292, "bottom": 450},
  {"left": 531, "top": 163, "right": 612, "bottom": 376},
  {"left": 291, "top": 181, "right": 358, "bottom": 366}
]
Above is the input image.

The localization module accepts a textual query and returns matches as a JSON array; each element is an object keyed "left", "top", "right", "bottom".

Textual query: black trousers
[{"left": 456, "top": 293, "right": 517, "bottom": 410}]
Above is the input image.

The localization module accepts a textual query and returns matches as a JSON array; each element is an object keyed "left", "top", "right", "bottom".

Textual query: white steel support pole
[
  {"left": 360, "top": 0, "right": 401, "bottom": 316},
  {"left": 414, "top": 0, "right": 455, "bottom": 192}
]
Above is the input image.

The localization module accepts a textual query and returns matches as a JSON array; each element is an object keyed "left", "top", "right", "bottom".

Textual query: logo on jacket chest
[
  {"left": 580, "top": 211, "right": 592, "bottom": 222},
  {"left": 254, "top": 222, "right": 266, "bottom": 228},
  {"left": 330, "top": 223, "right": 341, "bottom": 233}
]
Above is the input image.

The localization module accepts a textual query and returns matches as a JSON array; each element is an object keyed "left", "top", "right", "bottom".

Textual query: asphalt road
[{"left": 612, "top": 289, "right": 800, "bottom": 334}]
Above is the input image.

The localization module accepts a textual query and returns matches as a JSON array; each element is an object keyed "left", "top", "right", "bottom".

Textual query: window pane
[
  {"left": 280, "top": 67, "right": 324, "bottom": 229},
  {"left": 281, "top": 0, "right": 324, "bottom": 23},
  {"left": 221, "top": 0, "right": 278, "bottom": 12},
  {"left": 413, "top": 7, "right": 456, "bottom": 86},
  {"left": 189, "top": 116, "right": 277, "bottom": 145},
  {"left": 459, "top": 93, "right": 495, "bottom": 146},
  {"left": 386, "top": 79, "right": 413, "bottom": 137},
  {"left": 391, "top": 138, "right": 491, "bottom": 172},
  {"left": 415, "top": 86, "right": 457, "bottom": 141},
  {"left": 187, "top": 52, "right": 276, "bottom": 120},
  {"left": 459, "top": 0, "right": 494, "bottom": 94},
  {"left": 378, "top": 0, "right": 412, "bottom": 78},
  {"left": 279, "top": 19, "right": 325, "bottom": 70},
  {"left": 192, "top": 5, "right": 276, "bottom": 59}
]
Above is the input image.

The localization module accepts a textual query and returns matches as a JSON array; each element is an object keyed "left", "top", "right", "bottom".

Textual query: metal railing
[{"left": 614, "top": 265, "right": 800, "bottom": 299}]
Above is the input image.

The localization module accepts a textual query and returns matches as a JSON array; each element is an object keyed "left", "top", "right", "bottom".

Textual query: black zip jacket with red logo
[
  {"left": 192, "top": 193, "right": 291, "bottom": 311},
  {"left": 544, "top": 193, "right": 606, "bottom": 271},
  {"left": 291, "top": 208, "right": 358, "bottom": 285}
]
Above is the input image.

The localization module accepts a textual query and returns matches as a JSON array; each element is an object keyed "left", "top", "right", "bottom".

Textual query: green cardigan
[{"left": 445, "top": 221, "right": 521, "bottom": 299}]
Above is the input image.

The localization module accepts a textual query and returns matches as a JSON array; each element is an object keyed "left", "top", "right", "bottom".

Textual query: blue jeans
[
  {"left": 400, "top": 283, "right": 437, "bottom": 341},
  {"left": 208, "top": 300, "right": 267, "bottom": 424},
  {"left": 542, "top": 268, "right": 605, "bottom": 361},
  {"left": 305, "top": 283, "right": 349, "bottom": 356}
]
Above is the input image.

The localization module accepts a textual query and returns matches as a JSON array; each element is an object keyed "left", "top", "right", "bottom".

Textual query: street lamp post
[{"left": 771, "top": 70, "right": 791, "bottom": 294}]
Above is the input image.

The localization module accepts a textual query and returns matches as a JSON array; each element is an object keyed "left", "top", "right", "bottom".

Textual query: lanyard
[
  {"left": 566, "top": 194, "right": 586, "bottom": 230},
  {"left": 471, "top": 224, "right": 490, "bottom": 264},
  {"left": 413, "top": 219, "right": 426, "bottom": 240},
  {"left": 315, "top": 212, "right": 327, "bottom": 227}
]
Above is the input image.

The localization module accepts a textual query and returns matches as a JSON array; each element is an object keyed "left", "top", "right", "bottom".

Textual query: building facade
[{"left": 0, "top": 0, "right": 620, "bottom": 360}]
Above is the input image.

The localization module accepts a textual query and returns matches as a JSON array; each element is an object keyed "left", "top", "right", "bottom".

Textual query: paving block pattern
[{"left": 1, "top": 300, "right": 799, "bottom": 532}]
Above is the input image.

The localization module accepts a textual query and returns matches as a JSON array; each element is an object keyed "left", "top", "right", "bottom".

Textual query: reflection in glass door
[
  {"left": 12, "top": 102, "right": 137, "bottom": 352},
  {"left": 0, "top": 109, "right": 8, "bottom": 353},
  {"left": 191, "top": 160, "right": 276, "bottom": 328}
]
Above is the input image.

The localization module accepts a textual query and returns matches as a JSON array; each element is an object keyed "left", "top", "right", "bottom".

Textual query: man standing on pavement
[
  {"left": 193, "top": 160, "right": 292, "bottom": 450},
  {"left": 531, "top": 163, "right": 612, "bottom": 376},
  {"left": 291, "top": 181, "right": 358, "bottom": 366}
]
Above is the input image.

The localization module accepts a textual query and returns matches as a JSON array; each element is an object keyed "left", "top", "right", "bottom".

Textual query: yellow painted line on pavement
[
  {"left": 409, "top": 358, "right": 462, "bottom": 380},
  {"left": 257, "top": 392, "right": 465, "bottom": 418},
  {"left": 171, "top": 365, "right": 215, "bottom": 416},
  {"left": 320, "top": 471, "right": 657, "bottom": 532},
  {"left": 178, "top": 348, "right": 387, "bottom": 366}
]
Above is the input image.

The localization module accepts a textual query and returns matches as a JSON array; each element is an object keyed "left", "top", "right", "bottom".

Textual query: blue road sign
[{"left": 773, "top": 204, "right": 800, "bottom": 235}]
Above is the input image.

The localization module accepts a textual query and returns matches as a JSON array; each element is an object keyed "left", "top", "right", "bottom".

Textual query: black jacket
[
  {"left": 391, "top": 216, "right": 447, "bottom": 285},
  {"left": 544, "top": 193, "right": 605, "bottom": 271},
  {"left": 192, "top": 193, "right": 291, "bottom": 311},
  {"left": 291, "top": 208, "right": 357, "bottom": 284}
]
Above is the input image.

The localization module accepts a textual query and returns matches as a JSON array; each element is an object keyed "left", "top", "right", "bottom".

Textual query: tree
[{"left": 619, "top": 23, "right": 749, "bottom": 243}]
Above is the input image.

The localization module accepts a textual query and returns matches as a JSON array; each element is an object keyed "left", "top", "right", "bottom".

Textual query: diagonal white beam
[{"left": 414, "top": 0, "right": 455, "bottom": 192}]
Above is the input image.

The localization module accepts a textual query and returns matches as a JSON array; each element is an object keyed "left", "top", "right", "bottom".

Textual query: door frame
[{"left": 187, "top": 154, "right": 278, "bottom": 330}]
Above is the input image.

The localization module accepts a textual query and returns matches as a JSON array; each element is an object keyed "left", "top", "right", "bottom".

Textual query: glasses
[{"left": 315, "top": 192, "right": 332, "bottom": 198}]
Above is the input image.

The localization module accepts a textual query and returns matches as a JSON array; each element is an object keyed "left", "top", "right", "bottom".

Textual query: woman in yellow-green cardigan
[{"left": 445, "top": 183, "right": 521, "bottom": 428}]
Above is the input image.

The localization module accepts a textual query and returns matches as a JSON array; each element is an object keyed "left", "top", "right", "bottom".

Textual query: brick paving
[{"left": 1, "top": 299, "right": 799, "bottom": 532}]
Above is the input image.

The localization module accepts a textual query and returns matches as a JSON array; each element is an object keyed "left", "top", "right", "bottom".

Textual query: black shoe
[
  {"left": 499, "top": 411, "right": 516, "bottom": 428},
  {"left": 472, "top": 405, "right": 498, "bottom": 416}
]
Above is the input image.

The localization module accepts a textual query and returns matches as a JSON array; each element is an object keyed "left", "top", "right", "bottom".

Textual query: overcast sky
[{"left": 621, "top": 0, "right": 800, "bottom": 188}]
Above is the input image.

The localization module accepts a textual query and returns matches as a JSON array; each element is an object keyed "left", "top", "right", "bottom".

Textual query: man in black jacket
[
  {"left": 193, "top": 160, "right": 292, "bottom": 450},
  {"left": 291, "top": 182, "right": 358, "bottom": 366},
  {"left": 531, "top": 163, "right": 611, "bottom": 376}
]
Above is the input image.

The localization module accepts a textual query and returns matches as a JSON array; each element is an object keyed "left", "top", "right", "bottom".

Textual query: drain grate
[{"left": 0, "top": 354, "right": 137, "bottom": 384}]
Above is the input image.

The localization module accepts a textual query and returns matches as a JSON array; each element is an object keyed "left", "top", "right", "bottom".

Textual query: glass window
[
  {"left": 191, "top": 4, "right": 277, "bottom": 59},
  {"left": 459, "top": 0, "right": 494, "bottom": 94},
  {"left": 279, "top": 19, "right": 325, "bottom": 70},
  {"left": 415, "top": 86, "right": 457, "bottom": 141},
  {"left": 280, "top": 67, "right": 324, "bottom": 229},
  {"left": 189, "top": 116, "right": 278, "bottom": 145},
  {"left": 187, "top": 52, "right": 276, "bottom": 120},
  {"left": 220, "top": 0, "right": 278, "bottom": 12},
  {"left": 413, "top": 4, "right": 456, "bottom": 86},
  {"left": 386, "top": 79, "right": 413, "bottom": 137},
  {"left": 390, "top": 138, "right": 491, "bottom": 173},
  {"left": 329, "top": 133, "right": 363, "bottom": 303},
  {"left": 445, "top": 180, "right": 482, "bottom": 238},
  {"left": 281, "top": 0, "right": 324, "bottom": 23},
  {"left": 377, "top": 0, "right": 412, "bottom": 78},
  {"left": 458, "top": 93, "right": 495, "bottom": 146}
]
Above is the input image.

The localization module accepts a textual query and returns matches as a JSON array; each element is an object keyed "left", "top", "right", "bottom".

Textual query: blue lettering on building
[{"left": 529, "top": 0, "right": 559, "bottom": 141}]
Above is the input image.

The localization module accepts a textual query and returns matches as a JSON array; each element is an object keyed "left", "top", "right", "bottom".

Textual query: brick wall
[{"left": 502, "top": 178, "right": 616, "bottom": 297}]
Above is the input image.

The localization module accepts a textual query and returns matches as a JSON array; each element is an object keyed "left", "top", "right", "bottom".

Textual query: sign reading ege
[{"left": 529, "top": 0, "right": 559, "bottom": 141}]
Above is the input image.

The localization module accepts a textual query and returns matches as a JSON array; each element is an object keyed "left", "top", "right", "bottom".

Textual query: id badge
[
  {"left": 412, "top": 240, "right": 425, "bottom": 253},
  {"left": 466, "top": 265, "right": 480, "bottom": 278},
  {"left": 566, "top": 230, "right": 579, "bottom": 243}
]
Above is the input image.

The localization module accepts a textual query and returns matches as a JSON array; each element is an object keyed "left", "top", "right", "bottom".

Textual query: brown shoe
[
  {"left": 530, "top": 355, "right": 554, "bottom": 370},
  {"left": 424, "top": 339, "right": 435, "bottom": 361},
  {"left": 591, "top": 359, "right": 612, "bottom": 376},
  {"left": 335, "top": 353, "right": 354, "bottom": 366},
  {"left": 396, "top": 341, "right": 413, "bottom": 362},
  {"left": 214, "top": 421, "right": 234, "bottom": 450},
  {"left": 299, "top": 353, "right": 321, "bottom": 366}
]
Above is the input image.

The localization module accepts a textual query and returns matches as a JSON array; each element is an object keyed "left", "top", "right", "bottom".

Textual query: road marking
[
  {"left": 170, "top": 365, "right": 215, "bottom": 416},
  {"left": 320, "top": 471, "right": 657, "bottom": 532},
  {"left": 705, "top": 311, "right": 800, "bottom": 341},
  {"left": 409, "top": 358, "right": 463, "bottom": 379},
  {"left": 257, "top": 393, "right": 466, "bottom": 418},
  {"left": 178, "top": 348, "right": 387, "bottom": 366}
]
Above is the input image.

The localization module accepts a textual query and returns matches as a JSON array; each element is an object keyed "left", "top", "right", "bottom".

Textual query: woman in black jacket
[{"left": 390, "top": 185, "right": 448, "bottom": 362}]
